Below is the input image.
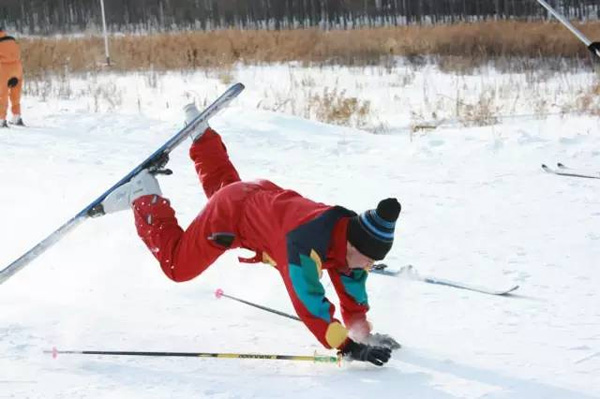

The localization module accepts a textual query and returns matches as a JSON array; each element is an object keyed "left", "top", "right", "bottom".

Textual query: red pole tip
[
  {"left": 215, "top": 288, "right": 224, "bottom": 299},
  {"left": 52, "top": 347, "right": 58, "bottom": 359}
]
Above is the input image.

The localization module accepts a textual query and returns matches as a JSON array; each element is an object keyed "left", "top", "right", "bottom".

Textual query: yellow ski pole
[{"left": 45, "top": 347, "right": 341, "bottom": 364}]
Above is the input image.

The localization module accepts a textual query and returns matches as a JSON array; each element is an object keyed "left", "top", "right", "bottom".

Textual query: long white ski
[{"left": 371, "top": 264, "right": 519, "bottom": 296}]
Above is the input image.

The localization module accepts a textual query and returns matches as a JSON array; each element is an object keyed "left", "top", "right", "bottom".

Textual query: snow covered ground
[{"left": 1, "top": 64, "right": 600, "bottom": 398}]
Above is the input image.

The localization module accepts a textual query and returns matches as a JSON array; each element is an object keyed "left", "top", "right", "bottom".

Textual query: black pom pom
[{"left": 376, "top": 198, "right": 401, "bottom": 222}]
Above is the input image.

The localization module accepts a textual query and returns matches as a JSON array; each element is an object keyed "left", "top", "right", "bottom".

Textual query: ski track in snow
[{"left": 1, "top": 72, "right": 600, "bottom": 399}]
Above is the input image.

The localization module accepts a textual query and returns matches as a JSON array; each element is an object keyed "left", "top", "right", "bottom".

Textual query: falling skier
[{"left": 102, "top": 104, "right": 401, "bottom": 366}]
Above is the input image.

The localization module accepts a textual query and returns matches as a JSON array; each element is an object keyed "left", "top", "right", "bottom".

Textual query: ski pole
[
  {"left": 535, "top": 0, "right": 600, "bottom": 59},
  {"left": 45, "top": 347, "right": 340, "bottom": 364},
  {"left": 215, "top": 288, "right": 301, "bottom": 321}
]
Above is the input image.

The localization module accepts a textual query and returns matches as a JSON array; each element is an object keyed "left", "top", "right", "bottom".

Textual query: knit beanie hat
[{"left": 347, "top": 198, "right": 401, "bottom": 260}]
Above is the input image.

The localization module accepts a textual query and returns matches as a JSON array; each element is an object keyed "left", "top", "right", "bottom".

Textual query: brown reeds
[{"left": 19, "top": 20, "right": 600, "bottom": 76}]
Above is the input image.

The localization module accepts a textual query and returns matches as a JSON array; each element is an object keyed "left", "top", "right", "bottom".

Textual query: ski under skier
[
  {"left": 0, "top": 27, "right": 24, "bottom": 128},
  {"left": 102, "top": 103, "right": 401, "bottom": 366}
]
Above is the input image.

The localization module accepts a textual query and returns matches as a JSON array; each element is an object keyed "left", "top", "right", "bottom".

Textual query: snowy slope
[{"left": 1, "top": 71, "right": 600, "bottom": 399}]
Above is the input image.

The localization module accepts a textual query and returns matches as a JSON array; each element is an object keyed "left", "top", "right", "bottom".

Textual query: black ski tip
[
  {"left": 588, "top": 42, "right": 600, "bottom": 58},
  {"left": 371, "top": 263, "right": 388, "bottom": 271},
  {"left": 498, "top": 285, "right": 520, "bottom": 295},
  {"left": 557, "top": 162, "right": 566, "bottom": 169},
  {"left": 541, "top": 164, "right": 550, "bottom": 171},
  {"left": 232, "top": 82, "right": 245, "bottom": 92}
]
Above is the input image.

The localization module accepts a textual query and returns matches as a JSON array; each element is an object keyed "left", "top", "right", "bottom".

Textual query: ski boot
[
  {"left": 10, "top": 115, "right": 24, "bottom": 126},
  {"left": 183, "top": 103, "right": 210, "bottom": 141},
  {"left": 98, "top": 169, "right": 163, "bottom": 215}
]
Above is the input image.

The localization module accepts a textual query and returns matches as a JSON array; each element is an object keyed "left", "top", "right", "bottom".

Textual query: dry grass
[
  {"left": 455, "top": 89, "right": 501, "bottom": 127},
  {"left": 19, "top": 21, "right": 600, "bottom": 76},
  {"left": 569, "top": 82, "right": 600, "bottom": 116},
  {"left": 23, "top": 70, "right": 123, "bottom": 113},
  {"left": 307, "top": 88, "right": 371, "bottom": 127},
  {"left": 17, "top": 21, "right": 600, "bottom": 129}
]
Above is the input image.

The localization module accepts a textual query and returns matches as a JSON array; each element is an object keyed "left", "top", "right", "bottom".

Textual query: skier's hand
[
  {"left": 366, "top": 333, "right": 402, "bottom": 350},
  {"left": 339, "top": 339, "right": 392, "bottom": 366}
]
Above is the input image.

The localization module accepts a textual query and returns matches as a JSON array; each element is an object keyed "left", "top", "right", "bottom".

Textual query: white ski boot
[
  {"left": 183, "top": 103, "right": 210, "bottom": 141},
  {"left": 101, "top": 170, "right": 162, "bottom": 214}
]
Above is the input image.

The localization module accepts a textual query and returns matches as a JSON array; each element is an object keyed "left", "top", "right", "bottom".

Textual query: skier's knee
[
  {"left": 161, "top": 261, "right": 194, "bottom": 283},
  {"left": 160, "top": 258, "right": 209, "bottom": 283}
]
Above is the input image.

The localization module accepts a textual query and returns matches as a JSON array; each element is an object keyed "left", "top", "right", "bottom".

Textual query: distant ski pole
[
  {"left": 45, "top": 347, "right": 340, "bottom": 364},
  {"left": 535, "top": 0, "right": 600, "bottom": 59},
  {"left": 0, "top": 83, "right": 245, "bottom": 286},
  {"left": 215, "top": 288, "right": 301, "bottom": 321}
]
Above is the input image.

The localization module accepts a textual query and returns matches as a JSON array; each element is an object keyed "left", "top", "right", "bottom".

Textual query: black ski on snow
[
  {"left": 371, "top": 264, "right": 519, "bottom": 296},
  {"left": 0, "top": 83, "right": 245, "bottom": 286},
  {"left": 541, "top": 163, "right": 600, "bottom": 179}
]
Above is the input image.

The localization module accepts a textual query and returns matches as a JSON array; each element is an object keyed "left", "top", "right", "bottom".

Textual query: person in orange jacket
[
  {"left": 0, "top": 27, "right": 24, "bottom": 128},
  {"left": 101, "top": 104, "right": 402, "bottom": 366}
]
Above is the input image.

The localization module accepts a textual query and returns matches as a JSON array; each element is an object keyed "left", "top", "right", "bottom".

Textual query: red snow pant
[
  {"left": 133, "top": 128, "right": 241, "bottom": 282},
  {"left": 132, "top": 128, "right": 278, "bottom": 282}
]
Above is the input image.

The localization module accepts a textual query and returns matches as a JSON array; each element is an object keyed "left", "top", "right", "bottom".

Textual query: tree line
[{"left": 1, "top": 0, "right": 598, "bottom": 34}]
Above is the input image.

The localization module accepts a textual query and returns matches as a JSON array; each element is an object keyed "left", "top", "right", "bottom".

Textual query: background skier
[
  {"left": 0, "top": 27, "right": 24, "bottom": 128},
  {"left": 102, "top": 103, "right": 402, "bottom": 366}
]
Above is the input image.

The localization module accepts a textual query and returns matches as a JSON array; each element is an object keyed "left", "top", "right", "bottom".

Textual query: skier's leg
[
  {"left": 100, "top": 167, "right": 227, "bottom": 282},
  {"left": 8, "top": 72, "right": 22, "bottom": 122},
  {"left": 189, "top": 128, "right": 241, "bottom": 199},
  {"left": 0, "top": 70, "right": 9, "bottom": 123},
  {"left": 183, "top": 102, "right": 241, "bottom": 198},
  {"left": 132, "top": 181, "right": 248, "bottom": 282},
  {"left": 132, "top": 196, "right": 224, "bottom": 282}
]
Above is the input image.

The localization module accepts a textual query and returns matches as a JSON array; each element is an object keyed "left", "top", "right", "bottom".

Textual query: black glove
[
  {"left": 366, "top": 333, "right": 402, "bottom": 350},
  {"left": 339, "top": 339, "right": 392, "bottom": 366}
]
